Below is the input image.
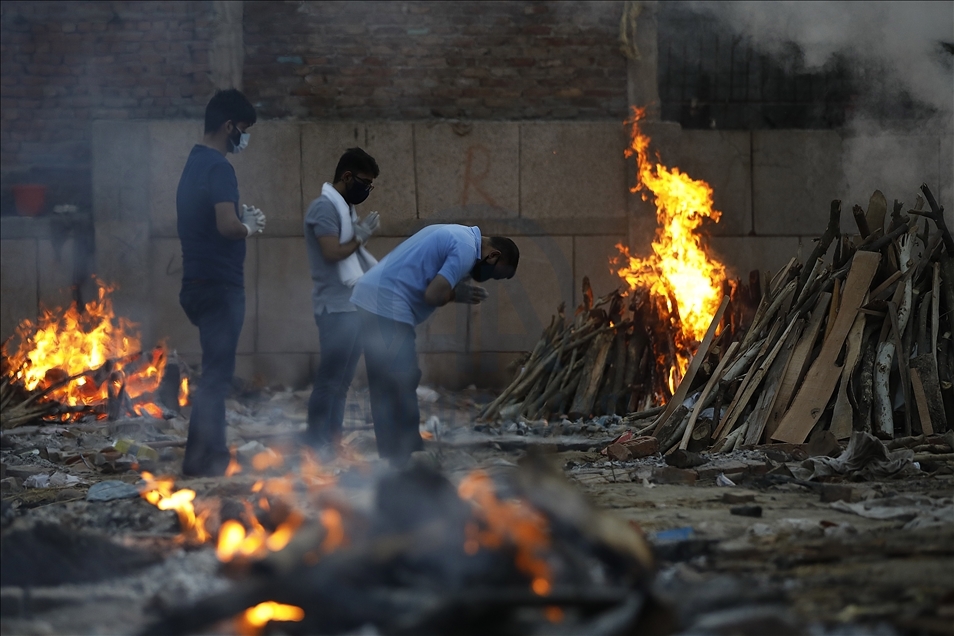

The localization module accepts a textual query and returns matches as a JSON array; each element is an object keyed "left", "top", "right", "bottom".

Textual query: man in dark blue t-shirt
[{"left": 176, "top": 89, "right": 264, "bottom": 477}]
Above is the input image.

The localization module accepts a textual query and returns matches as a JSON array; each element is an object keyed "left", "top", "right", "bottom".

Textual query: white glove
[
  {"left": 353, "top": 211, "right": 380, "bottom": 245},
  {"left": 241, "top": 204, "right": 266, "bottom": 236},
  {"left": 453, "top": 280, "right": 489, "bottom": 304}
]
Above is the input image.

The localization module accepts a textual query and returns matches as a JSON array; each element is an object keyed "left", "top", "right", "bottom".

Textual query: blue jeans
[
  {"left": 179, "top": 281, "right": 245, "bottom": 476},
  {"left": 358, "top": 308, "right": 423, "bottom": 463},
  {"left": 306, "top": 310, "right": 362, "bottom": 447}
]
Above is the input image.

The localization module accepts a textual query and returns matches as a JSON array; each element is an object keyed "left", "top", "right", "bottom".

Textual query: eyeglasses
[{"left": 351, "top": 173, "right": 374, "bottom": 192}]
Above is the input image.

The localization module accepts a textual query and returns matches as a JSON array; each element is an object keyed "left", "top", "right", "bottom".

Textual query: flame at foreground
[
  {"left": 458, "top": 470, "right": 552, "bottom": 596},
  {"left": 614, "top": 107, "right": 727, "bottom": 388},
  {"left": 236, "top": 601, "right": 304, "bottom": 636},
  {"left": 5, "top": 279, "right": 165, "bottom": 411},
  {"left": 139, "top": 472, "right": 210, "bottom": 543},
  {"left": 178, "top": 377, "right": 190, "bottom": 407}
]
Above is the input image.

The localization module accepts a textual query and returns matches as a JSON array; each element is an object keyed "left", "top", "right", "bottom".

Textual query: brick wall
[
  {"left": 1, "top": 1, "right": 628, "bottom": 214},
  {"left": 243, "top": 1, "right": 628, "bottom": 120},
  {"left": 0, "top": 1, "right": 214, "bottom": 211}
]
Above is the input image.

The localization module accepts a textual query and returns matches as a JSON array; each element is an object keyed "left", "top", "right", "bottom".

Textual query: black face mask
[
  {"left": 471, "top": 259, "right": 496, "bottom": 282},
  {"left": 344, "top": 177, "right": 371, "bottom": 205}
]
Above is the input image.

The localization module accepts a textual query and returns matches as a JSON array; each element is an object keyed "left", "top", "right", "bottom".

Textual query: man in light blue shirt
[{"left": 351, "top": 224, "right": 519, "bottom": 465}]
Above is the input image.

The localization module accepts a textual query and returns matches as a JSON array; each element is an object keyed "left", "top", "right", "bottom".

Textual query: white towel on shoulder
[{"left": 321, "top": 182, "right": 378, "bottom": 287}]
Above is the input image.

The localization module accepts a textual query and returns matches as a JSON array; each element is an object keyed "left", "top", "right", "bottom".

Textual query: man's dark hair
[
  {"left": 204, "top": 89, "right": 257, "bottom": 134},
  {"left": 334, "top": 147, "right": 380, "bottom": 182},
  {"left": 490, "top": 236, "right": 520, "bottom": 270}
]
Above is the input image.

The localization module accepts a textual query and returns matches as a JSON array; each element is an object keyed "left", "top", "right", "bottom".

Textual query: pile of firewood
[
  {"left": 488, "top": 183, "right": 952, "bottom": 454},
  {"left": 479, "top": 281, "right": 760, "bottom": 423}
]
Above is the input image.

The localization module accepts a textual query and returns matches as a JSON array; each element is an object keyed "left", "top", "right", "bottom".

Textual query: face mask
[
  {"left": 470, "top": 259, "right": 496, "bottom": 282},
  {"left": 228, "top": 129, "right": 249, "bottom": 154},
  {"left": 344, "top": 177, "right": 372, "bottom": 205}
]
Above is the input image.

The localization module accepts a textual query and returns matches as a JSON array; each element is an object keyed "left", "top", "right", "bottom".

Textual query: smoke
[
  {"left": 688, "top": 1, "right": 953, "bottom": 218},
  {"left": 689, "top": 1, "right": 953, "bottom": 116}
]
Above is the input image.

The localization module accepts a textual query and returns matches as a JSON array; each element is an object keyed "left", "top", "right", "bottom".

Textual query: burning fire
[
  {"left": 139, "top": 471, "right": 210, "bottom": 543},
  {"left": 216, "top": 506, "right": 304, "bottom": 562},
  {"left": 178, "top": 377, "right": 190, "bottom": 407},
  {"left": 458, "top": 470, "right": 552, "bottom": 596},
  {"left": 237, "top": 601, "right": 304, "bottom": 636},
  {"left": 614, "top": 107, "right": 727, "bottom": 389},
  {"left": 5, "top": 279, "right": 167, "bottom": 415}
]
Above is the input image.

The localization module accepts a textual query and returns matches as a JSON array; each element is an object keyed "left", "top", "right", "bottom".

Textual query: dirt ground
[{"left": 1, "top": 387, "right": 952, "bottom": 636}]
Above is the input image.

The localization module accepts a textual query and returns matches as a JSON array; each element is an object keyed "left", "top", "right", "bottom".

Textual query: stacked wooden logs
[
  {"left": 486, "top": 183, "right": 953, "bottom": 454},
  {"left": 665, "top": 183, "right": 954, "bottom": 454},
  {"left": 480, "top": 266, "right": 761, "bottom": 423}
]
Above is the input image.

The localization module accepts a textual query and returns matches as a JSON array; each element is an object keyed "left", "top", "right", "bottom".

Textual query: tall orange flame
[{"left": 614, "top": 107, "right": 727, "bottom": 385}]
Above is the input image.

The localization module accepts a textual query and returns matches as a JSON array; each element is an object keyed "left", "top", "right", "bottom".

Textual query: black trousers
[
  {"left": 179, "top": 281, "right": 245, "bottom": 476},
  {"left": 307, "top": 309, "right": 362, "bottom": 447},
  {"left": 357, "top": 308, "right": 423, "bottom": 462}
]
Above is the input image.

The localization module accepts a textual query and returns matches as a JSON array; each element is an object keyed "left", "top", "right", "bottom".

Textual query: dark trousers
[
  {"left": 358, "top": 308, "right": 423, "bottom": 462},
  {"left": 179, "top": 281, "right": 245, "bottom": 476},
  {"left": 307, "top": 310, "right": 362, "bottom": 446}
]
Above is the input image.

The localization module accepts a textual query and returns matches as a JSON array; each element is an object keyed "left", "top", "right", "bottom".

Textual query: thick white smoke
[
  {"left": 689, "top": 1, "right": 953, "bottom": 114},
  {"left": 688, "top": 0, "right": 953, "bottom": 221}
]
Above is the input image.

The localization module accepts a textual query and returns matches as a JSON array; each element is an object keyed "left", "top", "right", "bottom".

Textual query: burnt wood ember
[{"left": 141, "top": 459, "right": 658, "bottom": 636}]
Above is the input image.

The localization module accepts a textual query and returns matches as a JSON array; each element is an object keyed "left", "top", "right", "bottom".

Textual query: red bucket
[{"left": 12, "top": 184, "right": 47, "bottom": 217}]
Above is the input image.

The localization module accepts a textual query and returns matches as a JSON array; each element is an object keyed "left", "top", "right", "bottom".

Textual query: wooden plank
[
  {"left": 909, "top": 368, "right": 935, "bottom": 436},
  {"left": 743, "top": 320, "right": 804, "bottom": 446},
  {"left": 770, "top": 257, "right": 797, "bottom": 296},
  {"left": 715, "top": 315, "right": 798, "bottom": 441},
  {"left": 932, "top": 263, "right": 940, "bottom": 369},
  {"left": 766, "top": 292, "right": 831, "bottom": 437},
  {"left": 772, "top": 251, "right": 881, "bottom": 443},
  {"left": 651, "top": 296, "right": 729, "bottom": 435},
  {"left": 568, "top": 332, "right": 614, "bottom": 418},
  {"left": 740, "top": 279, "right": 797, "bottom": 353},
  {"left": 868, "top": 269, "right": 903, "bottom": 303},
  {"left": 794, "top": 257, "right": 824, "bottom": 307},
  {"left": 763, "top": 309, "right": 823, "bottom": 442},
  {"left": 824, "top": 278, "right": 841, "bottom": 343},
  {"left": 830, "top": 313, "right": 867, "bottom": 439},
  {"left": 678, "top": 341, "right": 739, "bottom": 451},
  {"left": 712, "top": 319, "right": 783, "bottom": 440}
]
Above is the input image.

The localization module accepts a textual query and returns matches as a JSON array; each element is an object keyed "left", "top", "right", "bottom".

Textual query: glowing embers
[
  {"left": 216, "top": 505, "right": 305, "bottom": 562},
  {"left": 139, "top": 471, "right": 210, "bottom": 543},
  {"left": 236, "top": 601, "right": 305, "bottom": 636},
  {"left": 613, "top": 107, "right": 727, "bottom": 396},
  {"left": 458, "top": 469, "right": 552, "bottom": 596}
]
